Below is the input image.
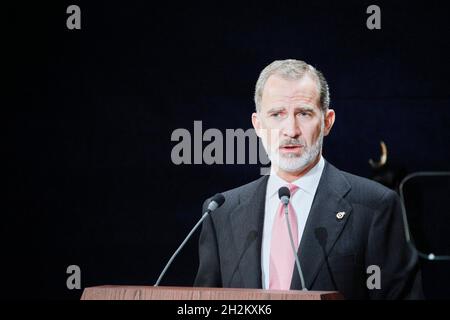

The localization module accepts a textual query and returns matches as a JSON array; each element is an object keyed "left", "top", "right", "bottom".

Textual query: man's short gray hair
[{"left": 254, "top": 59, "right": 330, "bottom": 113}]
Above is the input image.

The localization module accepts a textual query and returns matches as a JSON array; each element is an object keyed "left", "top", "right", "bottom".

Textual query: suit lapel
[
  {"left": 291, "top": 162, "right": 353, "bottom": 290},
  {"left": 229, "top": 175, "right": 269, "bottom": 288}
]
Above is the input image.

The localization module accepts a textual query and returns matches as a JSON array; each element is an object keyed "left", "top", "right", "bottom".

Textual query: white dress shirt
[{"left": 261, "top": 156, "right": 325, "bottom": 289}]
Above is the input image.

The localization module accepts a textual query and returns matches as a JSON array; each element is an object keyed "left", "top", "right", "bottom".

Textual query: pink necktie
[{"left": 269, "top": 183, "right": 299, "bottom": 290}]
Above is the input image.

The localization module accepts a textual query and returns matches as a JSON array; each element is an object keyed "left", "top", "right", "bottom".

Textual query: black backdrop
[{"left": 5, "top": 0, "right": 450, "bottom": 299}]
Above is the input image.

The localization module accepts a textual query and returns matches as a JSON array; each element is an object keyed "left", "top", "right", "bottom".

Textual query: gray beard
[{"left": 268, "top": 129, "right": 324, "bottom": 173}]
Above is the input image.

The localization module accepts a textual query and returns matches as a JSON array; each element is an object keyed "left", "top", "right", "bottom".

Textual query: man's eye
[
  {"left": 299, "top": 112, "right": 311, "bottom": 117},
  {"left": 271, "top": 113, "right": 282, "bottom": 118}
]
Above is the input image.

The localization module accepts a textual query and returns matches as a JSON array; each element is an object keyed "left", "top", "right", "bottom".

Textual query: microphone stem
[
  {"left": 284, "top": 204, "right": 307, "bottom": 291},
  {"left": 154, "top": 211, "right": 210, "bottom": 286}
]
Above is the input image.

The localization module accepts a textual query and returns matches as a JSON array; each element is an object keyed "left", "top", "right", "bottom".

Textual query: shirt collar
[{"left": 266, "top": 155, "right": 325, "bottom": 200}]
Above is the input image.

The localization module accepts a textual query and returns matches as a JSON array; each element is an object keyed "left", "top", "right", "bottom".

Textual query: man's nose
[{"left": 283, "top": 114, "right": 301, "bottom": 138}]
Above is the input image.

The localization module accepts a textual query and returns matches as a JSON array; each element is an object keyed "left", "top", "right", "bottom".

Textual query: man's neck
[{"left": 272, "top": 154, "right": 322, "bottom": 183}]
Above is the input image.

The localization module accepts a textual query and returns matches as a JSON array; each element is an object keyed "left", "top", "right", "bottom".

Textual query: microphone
[
  {"left": 278, "top": 186, "right": 307, "bottom": 291},
  {"left": 154, "top": 193, "right": 225, "bottom": 286},
  {"left": 278, "top": 186, "right": 290, "bottom": 205}
]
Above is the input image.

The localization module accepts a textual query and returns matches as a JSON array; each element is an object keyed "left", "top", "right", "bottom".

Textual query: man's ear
[
  {"left": 323, "top": 109, "right": 335, "bottom": 136},
  {"left": 252, "top": 112, "right": 261, "bottom": 137}
]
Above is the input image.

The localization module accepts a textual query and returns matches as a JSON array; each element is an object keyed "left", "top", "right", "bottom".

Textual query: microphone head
[
  {"left": 207, "top": 193, "right": 225, "bottom": 212},
  {"left": 278, "top": 186, "right": 291, "bottom": 205}
]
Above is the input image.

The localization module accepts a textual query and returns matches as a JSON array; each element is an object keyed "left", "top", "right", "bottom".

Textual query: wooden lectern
[{"left": 81, "top": 286, "right": 342, "bottom": 300}]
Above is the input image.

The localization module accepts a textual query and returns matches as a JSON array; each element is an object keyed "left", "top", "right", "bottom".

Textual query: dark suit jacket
[{"left": 194, "top": 161, "right": 423, "bottom": 299}]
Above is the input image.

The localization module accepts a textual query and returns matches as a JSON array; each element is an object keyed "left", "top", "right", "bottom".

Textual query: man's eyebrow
[
  {"left": 294, "top": 105, "right": 315, "bottom": 112},
  {"left": 265, "top": 105, "right": 317, "bottom": 114},
  {"left": 266, "top": 107, "right": 285, "bottom": 113},
  {"left": 295, "top": 103, "right": 314, "bottom": 111}
]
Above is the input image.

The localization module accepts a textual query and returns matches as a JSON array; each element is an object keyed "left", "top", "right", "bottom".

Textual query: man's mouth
[{"left": 279, "top": 145, "right": 303, "bottom": 152}]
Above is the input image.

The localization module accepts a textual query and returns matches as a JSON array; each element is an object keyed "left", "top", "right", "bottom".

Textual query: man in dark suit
[{"left": 194, "top": 59, "right": 423, "bottom": 299}]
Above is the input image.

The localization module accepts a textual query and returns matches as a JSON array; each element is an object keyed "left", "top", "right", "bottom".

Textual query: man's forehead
[
  {"left": 265, "top": 73, "right": 318, "bottom": 91},
  {"left": 264, "top": 74, "right": 318, "bottom": 96},
  {"left": 261, "top": 74, "right": 320, "bottom": 109}
]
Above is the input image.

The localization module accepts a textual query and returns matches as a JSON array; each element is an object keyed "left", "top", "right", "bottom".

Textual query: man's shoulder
[
  {"left": 330, "top": 164, "right": 398, "bottom": 208},
  {"left": 340, "top": 169, "right": 390, "bottom": 194}
]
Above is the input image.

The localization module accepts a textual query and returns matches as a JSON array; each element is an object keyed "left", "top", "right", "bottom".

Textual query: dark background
[{"left": 5, "top": 0, "right": 450, "bottom": 299}]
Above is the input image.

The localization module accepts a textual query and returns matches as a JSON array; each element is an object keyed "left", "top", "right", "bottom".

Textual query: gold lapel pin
[{"left": 336, "top": 211, "right": 346, "bottom": 220}]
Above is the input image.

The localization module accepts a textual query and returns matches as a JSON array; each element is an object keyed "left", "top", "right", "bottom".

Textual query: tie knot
[{"left": 287, "top": 183, "right": 299, "bottom": 196}]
